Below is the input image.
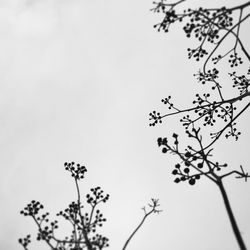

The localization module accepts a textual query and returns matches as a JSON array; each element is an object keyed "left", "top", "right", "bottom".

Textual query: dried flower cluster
[
  {"left": 19, "top": 163, "right": 160, "bottom": 250},
  {"left": 150, "top": 1, "right": 250, "bottom": 249}
]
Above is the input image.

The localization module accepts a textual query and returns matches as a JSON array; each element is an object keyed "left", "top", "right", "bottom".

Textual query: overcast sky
[{"left": 0, "top": 0, "right": 250, "bottom": 250}]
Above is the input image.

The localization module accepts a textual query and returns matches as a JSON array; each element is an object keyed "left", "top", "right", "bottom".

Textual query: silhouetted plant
[
  {"left": 150, "top": 1, "right": 250, "bottom": 249},
  {"left": 122, "top": 199, "right": 161, "bottom": 250},
  {"left": 19, "top": 162, "right": 161, "bottom": 250}
]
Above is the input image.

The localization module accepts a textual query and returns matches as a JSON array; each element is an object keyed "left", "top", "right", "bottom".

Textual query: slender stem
[
  {"left": 122, "top": 209, "right": 154, "bottom": 250},
  {"left": 217, "top": 180, "right": 246, "bottom": 250},
  {"left": 159, "top": 92, "right": 250, "bottom": 120},
  {"left": 89, "top": 204, "right": 97, "bottom": 227},
  {"left": 230, "top": 1, "right": 250, "bottom": 11},
  {"left": 75, "top": 179, "right": 93, "bottom": 250},
  {"left": 234, "top": 9, "right": 243, "bottom": 50}
]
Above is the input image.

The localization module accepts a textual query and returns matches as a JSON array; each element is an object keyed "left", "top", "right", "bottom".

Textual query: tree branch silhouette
[
  {"left": 122, "top": 199, "right": 161, "bottom": 250},
  {"left": 157, "top": 128, "right": 249, "bottom": 249},
  {"left": 19, "top": 162, "right": 160, "bottom": 250},
  {"left": 150, "top": 1, "right": 250, "bottom": 249}
]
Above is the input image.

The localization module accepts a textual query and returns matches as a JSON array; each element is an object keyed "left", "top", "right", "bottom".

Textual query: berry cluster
[
  {"left": 161, "top": 95, "right": 174, "bottom": 107},
  {"left": 153, "top": 3, "right": 234, "bottom": 62},
  {"left": 157, "top": 130, "right": 229, "bottom": 185},
  {"left": 36, "top": 224, "right": 54, "bottom": 241},
  {"left": 172, "top": 163, "right": 200, "bottom": 185},
  {"left": 182, "top": 7, "right": 233, "bottom": 42},
  {"left": 57, "top": 201, "right": 81, "bottom": 223},
  {"left": 153, "top": 9, "right": 179, "bottom": 33},
  {"left": 20, "top": 201, "right": 59, "bottom": 245},
  {"left": 88, "top": 209, "right": 107, "bottom": 233},
  {"left": 91, "top": 234, "right": 109, "bottom": 250},
  {"left": 20, "top": 200, "right": 44, "bottom": 217},
  {"left": 187, "top": 46, "right": 208, "bottom": 61},
  {"left": 152, "top": 1, "right": 249, "bottom": 70},
  {"left": 64, "top": 162, "right": 87, "bottom": 180},
  {"left": 185, "top": 93, "right": 234, "bottom": 127},
  {"left": 194, "top": 68, "right": 220, "bottom": 90},
  {"left": 230, "top": 70, "right": 250, "bottom": 95},
  {"left": 149, "top": 111, "right": 162, "bottom": 126},
  {"left": 86, "top": 187, "right": 109, "bottom": 206},
  {"left": 19, "top": 163, "right": 110, "bottom": 250},
  {"left": 18, "top": 235, "right": 31, "bottom": 250},
  {"left": 228, "top": 52, "right": 243, "bottom": 67},
  {"left": 150, "top": 89, "right": 241, "bottom": 141}
]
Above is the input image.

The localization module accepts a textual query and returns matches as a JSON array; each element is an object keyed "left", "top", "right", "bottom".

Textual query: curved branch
[
  {"left": 122, "top": 199, "right": 161, "bottom": 250},
  {"left": 203, "top": 101, "right": 250, "bottom": 150},
  {"left": 203, "top": 13, "right": 250, "bottom": 73}
]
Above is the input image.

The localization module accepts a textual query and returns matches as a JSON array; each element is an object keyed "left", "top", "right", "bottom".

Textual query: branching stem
[{"left": 217, "top": 180, "right": 247, "bottom": 250}]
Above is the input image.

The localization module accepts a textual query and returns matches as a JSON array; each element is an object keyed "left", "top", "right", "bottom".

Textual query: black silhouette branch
[
  {"left": 122, "top": 199, "right": 161, "bottom": 250},
  {"left": 217, "top": 180, "right": 247, "bottom": 250},
  {"left": 221, "top": 165, "right": 250, "bottom": 181},
  {"left": 150, "top": 91, "right": 250, "bottom": 146},
  {"left": 156, "top": 125, "right": 249, "bottom": 250},
  {"left": 19, "top": 162, "right": 160, "bottom": 250},
  {"left": 19, "top": 162, "right": 110, "bottom": 250},
  {"left": 203, "top": 101, "right": 250, "bottom": 150},
  {"left": 152, "top": 0, "right": 250, "bottom": 66},
  {"left": 203, "top": 12, "right": 250, "bottom": 72},
  {"left": 74, "top": 178, "right": 93, "bottom": 250},
  {"left": 150, "top": 1, "right": 250, "bottom": 250}
]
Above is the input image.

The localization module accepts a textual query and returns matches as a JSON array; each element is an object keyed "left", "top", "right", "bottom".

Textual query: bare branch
[{"left": 122, "top": 199, "right": 161, "bottom": 250}]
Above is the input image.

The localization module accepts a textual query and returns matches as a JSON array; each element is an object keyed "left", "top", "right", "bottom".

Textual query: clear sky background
[{"left": 0, "top": 0, "right": 249, "bottom": 249}]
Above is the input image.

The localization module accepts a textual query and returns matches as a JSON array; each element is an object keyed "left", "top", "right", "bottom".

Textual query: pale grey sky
[{"left": 0, "top": 0, "right": 250, "bottom": 250}]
